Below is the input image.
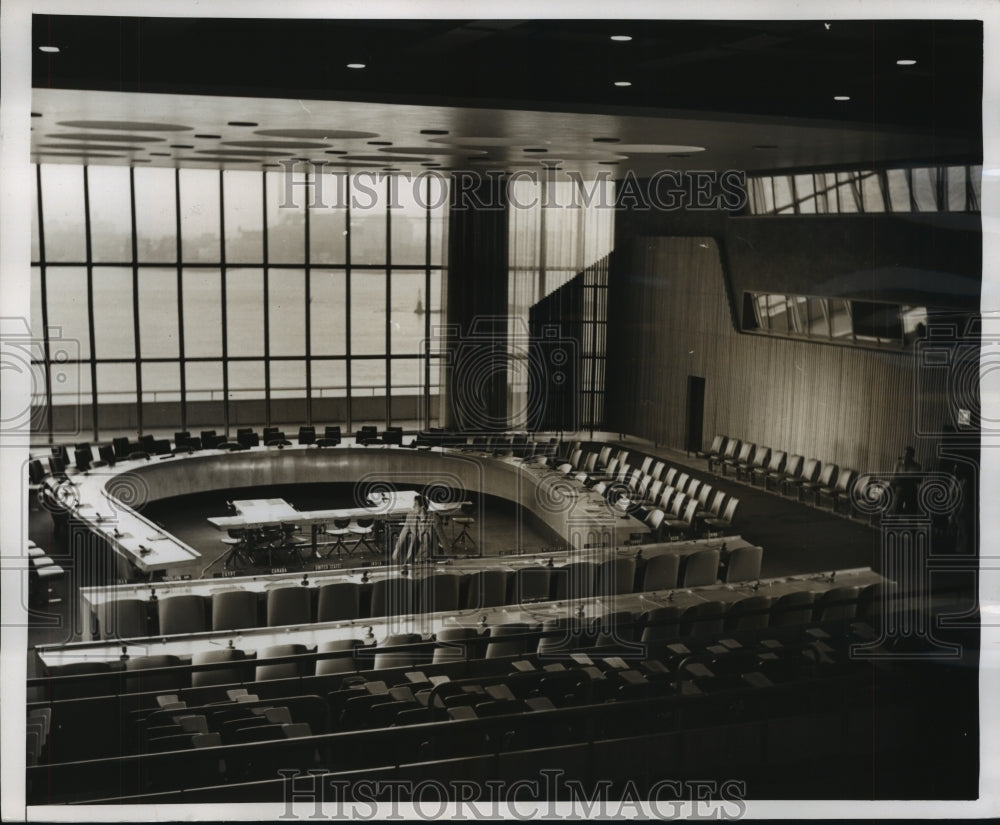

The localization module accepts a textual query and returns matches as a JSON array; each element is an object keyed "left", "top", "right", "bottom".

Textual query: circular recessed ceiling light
[
  {"left": 896, "top": 58, "right": 917, "bottom": 66},
  {"left": 610, "top": 35, "right": 632, "bottom": 42},
  {"left": 38, "top": 45, "right": 60, "bottom": 53},
  {"left": 833, "top": 95, "right": 851, "bottom": 101},
  {"left": 346, "top": 63, "right": 366, "bottom": 69},
  {"left": 614, "top": 81, "right": 632, "bottom": 87}
]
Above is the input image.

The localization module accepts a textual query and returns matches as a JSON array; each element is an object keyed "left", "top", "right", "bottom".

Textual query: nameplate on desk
[
  {"left": 511, "top": 660, "right": 536, "bottom": 672},
  {"left": 718, "top": 638, "right": 742, "bottom": 649},
  {"left": 429, "top": 675, "right": 450, "bottom": 685},
  {"left": 570, "top": 652, "right": 593, "bottom": 666},
  {"left": 667, "top": 643, "right": 690, "bottom": 655}
]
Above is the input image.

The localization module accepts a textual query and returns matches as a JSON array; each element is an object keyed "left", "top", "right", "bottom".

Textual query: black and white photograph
[{"left": 1, "top": 0, "right": 997, "bottom": 819}]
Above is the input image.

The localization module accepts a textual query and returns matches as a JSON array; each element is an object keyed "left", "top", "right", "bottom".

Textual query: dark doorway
[{"left": 685, "top": 376, "right": 706, "bottom": 453}]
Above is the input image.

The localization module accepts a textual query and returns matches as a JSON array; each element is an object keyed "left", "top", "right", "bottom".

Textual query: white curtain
[{"left": 506, "top": 176, "right": 615, "bottom": 427}]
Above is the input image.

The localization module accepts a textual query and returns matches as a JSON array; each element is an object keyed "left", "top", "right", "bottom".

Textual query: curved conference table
[{"left": 55, "top": 443, "right": 651, "bottom": 580}]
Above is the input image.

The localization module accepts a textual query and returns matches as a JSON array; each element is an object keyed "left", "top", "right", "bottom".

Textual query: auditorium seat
[
  {"left": 752, "top": 449, "right": 786, "bottom": 487},
  {"left": 595, "top": 557, "right": 636, "bottom": 597},
  {"left": 256, "top": 644, "right": 308, "bottom": 681},
  {"left": 99, "top": 598, "right": 150, "bottom": 640},
  {"left": 663, "top": 498, "right": 699, "bottom": 539},
  {"left": 552, "top": 562, "right": 596, "bottom": 601},
  {"left": 315, "top": 639, "right": 363, "bottom": 675},
  {"left": 370, "top": 577, "right": 416, "bottom": 618},
  {"left": 212, "top": 590, "right": 260, "bottom": 632},
  {"left": 641, "top": 553, "right": 680, "bottom": 591},
  {"left": 781, "top": 456, "right": 819, "bottom": 497},
  {"left": 373, "top": 633, "right": 423, "bottom": 670},
  {"left": 191, "top": 648, "right": 249, "bottom": 688},
  {"left": 737, "top": 445, "right": 770, "bottom": 482},
  {"left": 812, "top": 586, "right": 860, "bottom": 622},
  {"left": 485, "top": 624, "right": 532, "bottom": 659},
  {"left": 767, "top": 454, "right": 802, "bottom": 492},
  {"left": 717, "top": 440, "right": 747, "bottom": 475},
  {"left": 723, "top": 545, "right": 763, "bottom": 583},
  {"left": 593, "top": 611, "right": 636, "bottom": 646},
  {"left": 703, "top": 497, "right": 739, "bottom": 536},
  {"left": 681, "top": 601, "right": 727, "bottom": 637},
  {"left": 512, "top": 568, "right": 551, "bottom": 604},
  {"left": 417, "top": 573, "right": 462, "bottom": 613},
  {"left": 818, "top": 468, "right": 858, "bottom": 513},
  {"left": 680, "top": 548, "right": 720, "bottom": 587},
  {"left": 323, "top": 426, "right": 342, "bottom": 444},
  {"left": 432, "top": 627, "right": 479, "bottom": 663},
  {"left": 158, "top": 595, "right": 208, "bottom": 636},
  {"left": 800, "top": 462, "right": 838, "bottom": 505},
  {"left": 535, "top": 617, "right": 583, "bottom": 655},
  {"left": 638, "top": 606, "right": 683, "bottom": 642},
  {"left": 724, "top": 596, "right": 773, "bottom": 631},
  {"left": 465, "top": 570, "right": 508, "bottom": 609},
  {"left": 124, "top": 652, "right": 183, "bottom": 687},
  {"left": 769, "top": 591, "right": 815, "bottom": 627},
  {"left": 697, "top": 434, "right": 727, "bottom": 467},
  {"left": 265, "top": 586, "right": 312, "bottom": 627},
  {"left": 317, "top": 582, "right": 361, "bottom": 622}
]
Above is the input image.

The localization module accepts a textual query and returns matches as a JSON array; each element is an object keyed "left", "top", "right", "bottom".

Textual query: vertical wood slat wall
[{"left": 606, "top": 236, "right": 951, "bottom": 472}]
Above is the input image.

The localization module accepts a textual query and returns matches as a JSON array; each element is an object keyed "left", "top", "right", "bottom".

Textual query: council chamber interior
[{"left": 17, "top": 14, "right": 984, "bottom": 808}]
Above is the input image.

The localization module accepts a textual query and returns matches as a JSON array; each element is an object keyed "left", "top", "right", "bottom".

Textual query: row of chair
[
  {"left": 34, "top": 613, "right": 883, "bottom": 773},
  {"left": 64, "top": 580, "right": 884, "bottom": 707},
  {"left": 557, "top": 444, "right": 742, "bottom": 539},
  {"left": 27, "top": 628, "right": 884, "bottom": 804},
  {"left": 700, "top": 435, "right": 861, "bottom": 515},
  {"left": 96, "top": 546, "right": 762, "bottom": 641},
  {"left": 27, "top": 540, "right": 65, "bottom": 609}
]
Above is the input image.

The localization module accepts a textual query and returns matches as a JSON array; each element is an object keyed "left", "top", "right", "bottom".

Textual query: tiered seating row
[{"left": 27, "top": 616, "right": 887, "bottom": 803}]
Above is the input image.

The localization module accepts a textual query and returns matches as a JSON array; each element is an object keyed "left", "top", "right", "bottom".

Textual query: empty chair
[
  {"left": 644, "top": 508, "right": 665, "bottom": 536},
  {"left": 552, "top": 562, "right": 596, "bottom": 601},
  {"left": 465, "top": 569, "right": 508, "bottom": 609},
  {"left": 536, "top": 616, "right": 586, "bottom": 655},
  {"left": 645, "top": 479, "right": 664, "bottom": 505},
  {"left": 641, "top": 553, "right": 680, "bottom": 592},
  {"left": 256, "top": 643, "right": 308, "bottom": 681},
  {"left": 724, "top": 596, "right": 773, "bottom": 631},
  {"left": 721, "top": 441, "right": 752, "bottom": 476},
  {"left": 638, "top": 606, "right": 683, "bottom": 642},
  {"left": 99, "top": 598, "right": 149, "bottom": 640},
  {"left": 737, "top": 445, "right": 770, "bottom": 482},
  {"left": 812, "top": 586, "right": 860, "bottom": 621},
  {"left": 638, "top": 456, "right": 654, "bottom": 476},
  {"left": 112, "top": 437, "right": 132, "bottom": 458},
  {"left": 347, "top": 518, "right": 378, "bottom": 556},
  {"left": 818, "top": 468, "right": 858, "bottom": 513},
  {"left": 703, "top": 497, "right": 739, "bottom": 536},
  {"left": 680, "top": 547, "right": 720, "bottom": 587},
  {"left": 604, "top": 458, "right": 621, "bottom": 480},
  {"left": 684, "top": 478, "right": 701, "bottom": 498},
  {"left": 781, "top": 456, "right": 819, "bottom": 497},
  {"left": 512, "top": 568, "right": 551, "bottom": 604},
  {"left": 297, "top": 426, "right": 316, "bottom": 445},
  {"left": 663, "top": 498, "right": 699, "bottom": 538},
  {"left": 695, "top": 483, "right": 714, "bottom": 510},
  {"left": 594, "top": 611, "right": 637, "bottom": 646},
  {"left": 568, "top": 448, "right": 583, "bottom": 470},
  {"left": 317, "top": 582, "right": 361, "bottom": 622},
  {"left": 767, "top": 453, "right": 802, "bottom": 492},
  {"left": 485, "top": 623, "right": 532, "bottom": 658},
  {"left": 583, "top": 452, "right": 598, "bottom": 474},
  {"left": 681, "top": 601, "right": 727, "bottom": 637},
  {"left": 432, "top": 627, "right": 479, "bottom": 663},
  {"left": 191, "top": 648, "right": 248, "bottom": 688},
  {"left": 211, "top": 590, "right": 259, "bottom": 632},
  {"left": 650, "top": 460, "right": 666, "bottom": 480},
  {"left": 663, "top": 467, "right": 678, "bottom": 487},
  {"left": 74, "top": 446, "right": 92, "bottom": 472},
  {"left": 752, "top": 449, "right": 785, "bottom": 487},
  {"left": 324, "top": 426, "right": 342, "bottom": 444},
  {"left": 769, "top": 591, "right": 816, "bottom": 626},
  {"left": 369, "top": 577, "right": 414, "bottom": 618},
  {"left": 158, "top": 595, "right": 208, "bottom": 636},
  {"left": 125, "top": 655, "right": 184, "bottom": 693},
  {"left": 674, "top": 472, "right": 690, "bottom": 492},
  {"left": 723, "top": 545, "right": 763, "bottom": 583},
  {"left": 697, "top": 435, "right": 727, "bottom": 468},
  {"left": 800, "top": 462, "right": 838, "bottom": 504},
  {"left": 236, "top": 428, "right": 260, "bottom": 448},
  {"left": 266, "top": 586, "right": 312, "bottom": 627},
  {"left": 635, "top": 474, "right": 652, "bottom": 502},
  {"left": 315, "top": 639, "right": 362, "bottom": 675},
  {"left": 595, "top": 557, "right": 636, "bottom": 597},
  {"left": 418, "top": 573, "right": 462, "bottom": 613},
  {"left": 373, "top": 633, "right": 423, "bottom": 670},
  {"left": 596, "top": 446, "right": 613, "bottom": 470}
]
